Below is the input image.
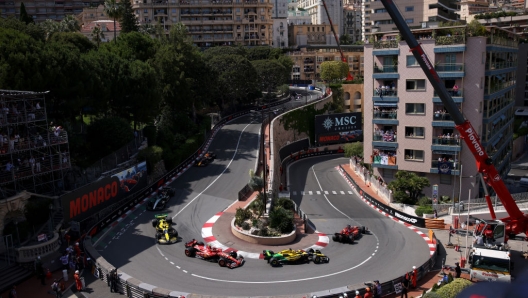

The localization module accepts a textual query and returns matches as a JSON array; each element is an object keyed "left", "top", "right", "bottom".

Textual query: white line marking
[
  {"left": 316, "top": 191, "right": 321, "bottom": 195},
  {"left": 332, "top": 191, "right": 337, "bottom": 195},
  {"left": 170, "top": 262, "right": 174, "bottom": 265},
  {"left": 176, "top": 266, "right": 180, "bottom": 269},
  {"left": 183, "top": 270, "right": 188, "bottom": 273},
  {"left": 309, "top": 191, "right": 313, "bottom": 195},
  {"left": 324, "top": 191, "right": 329, "bottom": 195},
  {"left": 292, "top": 191, "right": 297, "bottom": 195},
  {"left": 348, "top": 191, "right": 353, "bottom": 194},
  {"left": 192, "top": 256, "right": 372, "bottom": 284},
  {"left": 340, "top": 191, "right": 345, "bottom": 195},
  {"left": 172, "top": 122, "right": 255, "bottom": 220}
]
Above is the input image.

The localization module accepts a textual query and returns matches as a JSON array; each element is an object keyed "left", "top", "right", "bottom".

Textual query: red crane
[
  {"left": 379, "top": 0, "right": 528, "bottom": 240},
  {"left": 321, "top": 0, "right": 353, "bottom": 81}
]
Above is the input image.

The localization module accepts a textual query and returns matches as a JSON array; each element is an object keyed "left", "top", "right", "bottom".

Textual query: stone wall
[{"left": 0, "top": 191, "right": 31, "bottom": 238}]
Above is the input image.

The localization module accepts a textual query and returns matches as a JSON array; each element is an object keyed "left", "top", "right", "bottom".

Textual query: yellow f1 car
[{"left": 151, "top": 214, "right": 178, "bottom": 244}]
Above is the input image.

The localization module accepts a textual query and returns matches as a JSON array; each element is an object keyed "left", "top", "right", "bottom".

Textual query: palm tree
[
  {"left": 104, "top": 0, "right": 122, "bottom": 43},
  {"left": 91, "top": 24, "right": 105, "bottom": 48},
  {"left": 61, "top": 15, "right": 80, "bottom": 32},
  {"left": 40, "top": 19, "right": 61, "bottom": 40}
]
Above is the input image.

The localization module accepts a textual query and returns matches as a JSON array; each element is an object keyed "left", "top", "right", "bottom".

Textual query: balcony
[
  {"left": 430, "top": 160, "right": 460, "bottom": 175},
  {"left": 373, "top": 40, "right": 398, "bottom": 49},
  {"left": 485, "top": 61, "right": 516, "bottom": 71},
  {"left": 432, "top": 137, "right": 460, "bottom": 146},
  {"left": 373, "top": 109, "right": 397, "bottom": 120},
  {"left": 373, "top": 133, "right": 396, "bottom": 142},
  {"left": 435, "top": 63, "right": 465, "bottom": 78},
  {"left": 304, "top": 58, "right": 314, "bottom": 64},
  {"left": 372, "top": 154, "right": 397, "bottom": 168},
  {"left": 434, "top": 35, "right": 465, "bottom": 46},
  {"left": 432, "top": 111, "right": 453, "bottom": 122},
  {"left": 373, "top": 65, "right": 397, "bottom": 73},
  {"left": 304, "top": 68, "right": 314, "bottom": 73},
  {"left": 433, "top": 89, "right": 463, "bottom": 103}
]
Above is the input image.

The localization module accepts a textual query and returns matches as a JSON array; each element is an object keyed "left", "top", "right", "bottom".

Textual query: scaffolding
[{"left": 0, "top": 90, "right": 70, "bottom": 199}]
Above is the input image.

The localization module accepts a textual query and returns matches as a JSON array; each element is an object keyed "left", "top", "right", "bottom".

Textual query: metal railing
[
  {"left": 373, "top": 110, "right": 397, "bottom": 119},
  {"left": 373, "top": 65, "right": 397, "bottom": 73},
  {"left": 435, "top": 63, "right": 464, "bottom": 72},
  {"left": 373, "top": 40, "right": 398, "bottom": 49}
]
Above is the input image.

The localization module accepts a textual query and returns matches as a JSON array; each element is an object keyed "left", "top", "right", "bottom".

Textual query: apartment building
[
  {"left": 343, "top": 0, "right": 362, "bottom": 43},
  {"left": 271, "top": 0, "right": 288, "bottom": 47},
  {"left": 362, "top": 0, "right": 460, "bottom": 41},
  {"left": 1, "top": 0, "right": 103, "bottom": 22},
  {"left": 364, "top": 25, "right": 518, "bottom": 201},
  {"left": 132, "top": 0, "right": 274, "bottom": 47},
  {"left": 296, "top": 0, "right": 343, "bottom": 37},
  {"left": 287, "top": 0, "right": 312, "bottom": 25}
]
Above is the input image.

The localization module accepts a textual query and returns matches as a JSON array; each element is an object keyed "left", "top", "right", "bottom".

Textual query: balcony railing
[
  {"left": 485, "top": 62, "right": 516, "bottom": 70},
  {"left": 373, "top": 40, "right": 398, "bottom": 49},
  {"left": 433, "top": 112, "right": 453, "bottom": 121},
  {"left": 373, "top": 65, "right": 397, "bottom": 73},
  {"left": 431, "top": 160, "right": 460, "bottom": 170},
  {"left": 373, "top": 133, "right": 396, "bottom": 142},
  {"left": 485, "top": 80, "right": 515, "bottom": 95},
  {"left": 434, "top": 89, "right": 463, "bottom": 97},
  {"left": 373, "top": 110, "right": 397, "bottom": 119},
  {"left": 435, "top": 63, "right": 464, "bottom": 72},
  {"left": 432, "top": 137, "right": 460, "bottom": 146},
  {"left": 487, "top": 36, "right": 518, "bottom": 48},
  {"left": 372, "top": 155, "right": 397, "bottom": 165},
  {"left": 304, "top": 68, "right": 314, "bottom": 73},
  {"left": 434, "top": 35, "right": 465, "bottom": 46},
  {"left": 374, "top": 88, "right": 397, "bottom": 97}
]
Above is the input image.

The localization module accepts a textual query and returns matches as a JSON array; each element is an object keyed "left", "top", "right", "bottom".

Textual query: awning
[
  {"left": 432, "top": 150, "right": 457, "bottom": 155},
  {"left": 373, "top": 103, "right": 398, "bottom": 107}
]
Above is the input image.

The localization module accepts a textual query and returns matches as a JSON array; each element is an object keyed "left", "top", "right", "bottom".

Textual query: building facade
[
  {"left": 343, "top": 0, "right": 362, "bottom": 43},
  {"left": 296, "top": 0, "right": 343, "bottom": 38},
  {"left": 1, "top": 0, "right": 103, "bottom": 22},
  {"left": 364, "top": 26, "right": 517, "bottom": 201},
  {"left": 271, "top": 0, "right": 289, "bottom": 47},
  {"left": 362, "top": 0, "right": 460, "bottom": 41},
  {"left": 132, "top": 0, "right": 274, "bottom": 47}
]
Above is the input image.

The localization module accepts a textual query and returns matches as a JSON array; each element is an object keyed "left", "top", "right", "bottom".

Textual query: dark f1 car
[
  {"left": 184, "top": 239, "right": 244, "bottom": 268},
  {"left": 332, "top": 224, "right": 368, "bottom": 244},
  {"left": 152, "top": 214, "right": 178, "bottom": 244},
  {"left": 194, "top": 157, "right": 210, "bottom": 167},
  {"left": 262, "top": 248, "right": 328, "bottom": 267},
  {"left": 146, "top": 187, "right": 175, "bottom": 211},
  {"left": 204, "top": 151, "right": 216, "bottom": 160}
]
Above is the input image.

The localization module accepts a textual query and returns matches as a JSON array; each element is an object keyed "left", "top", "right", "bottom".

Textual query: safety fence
[{"left": 83, "top": 96, "right": 295, "bottom": 298}]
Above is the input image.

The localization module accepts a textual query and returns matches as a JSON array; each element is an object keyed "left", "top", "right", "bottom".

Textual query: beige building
[
  {"left": 132, "top": 0, "right": 274, "bottom": 47},
  {"left": 76, "top": 4, "right": 109, "bottom": 25},
  {"left": 1, "top": 0, "right": 102, "bottom": 22},
  {"left": 287, "top": 23, "right": 337, "bottom": 47},
  {"left": 362, "top": 0, "right": 460, "bottom": 41}
]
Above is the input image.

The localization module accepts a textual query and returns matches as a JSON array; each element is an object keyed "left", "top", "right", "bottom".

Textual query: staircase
[{"left": 0, "top": 254, "right": 33, "bottom": 293}]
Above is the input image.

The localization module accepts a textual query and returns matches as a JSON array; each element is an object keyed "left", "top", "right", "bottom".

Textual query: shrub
[
  {"left": 435, "top": 278, "right": 473, "bottom": 298},
  {"left": 252, "top": 219, "right": 259, "bottom": 228},
  {"left": 234, "top": 207, "right": 251, "bottom": 226},
  {"left": 274, "top": 197, "right": 294, "bottom": 210},
  {"left": 248, "top": 198, "right": 264, "bottom": 218},
  {"left": 241, "top": 222, "right": 250, "bottom": 230},
  {"left": 137, "top": 146, "right": 163, "bottom": 174},
  {"left": 269, "top": 206, "right": 295, "bottom": 234},
  {"left": 418, "top": 197, "right": 432, "bottom": 207},
  {"left": 415, "top": 205, "right": 434, "bottom": 217},
  {"left": 422, "top": 292, "right": 442, "bottom": 298}
]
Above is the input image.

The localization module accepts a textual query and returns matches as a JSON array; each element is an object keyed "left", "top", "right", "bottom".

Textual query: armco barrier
[{"left": 82, "top": 96, "right": 293, "bottom": 298}]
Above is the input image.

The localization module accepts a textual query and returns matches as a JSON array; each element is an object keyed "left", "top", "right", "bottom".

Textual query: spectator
[
  {"left": 400, "top": 273, "right": 410, "bottom": 298},
  {"left": 35, "top": 256, "right": 45, "bottom": 285},
  {"left": 60, "top": 252, "right": 69, "bottom": 273},
  {"left": 8, "top": 284, "right": 17, "bottom": 298},
  {"left": 434, "top": 209, "right": 438, "bottom": 219},
  {"left": 455, "top": 262, "right": 461, "bottom": 278},
  {"left": 110, "top": 268, "right": 119, "bottom": 293},
  {"left": 51, "top": 279, "right": 62, "bottom": 298},
  {"left": 354, "top": 290, "right": 361, "bottom": 298},
  {"left": 412, "top": 266, "right": 417, "bottom": 288},
  {"left": 364, "top": 287, "right": 373, "bottom": 298},
  {"left": 374, "top": 280, "right": 382, "bottom": 298}
]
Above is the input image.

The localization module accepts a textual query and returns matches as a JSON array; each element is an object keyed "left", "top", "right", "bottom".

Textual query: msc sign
[{"left": 315, "top": 112, "right": 361, "bottom": 135}]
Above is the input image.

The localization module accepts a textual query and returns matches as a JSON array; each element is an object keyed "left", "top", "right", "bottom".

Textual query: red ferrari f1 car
[
  {"left": 184, "top": 239, "right": 244, "bottom": 268},
  {"left": 332, "top": 224, "right": 368, "bottom": 244}
]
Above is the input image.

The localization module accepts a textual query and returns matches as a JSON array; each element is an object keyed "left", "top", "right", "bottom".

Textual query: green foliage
[
  {"left": 474, "top": 11, "right": 517, "bottom": 20},
  {"left": 248, "top": 198, "right": 264, "bottom": 218},
  {"left": 431, "top": 283, "right": 440, "bottom": 292},
  {"left": 447, "top": 273, "right": 454, "bottom": 283},
  {"left": 120, "top": 0, "right": 139, "bottom": 33},
  {"left": 339, "top": 34, "right": 352, "bottom": 45},
  {"left": 328, "top": 85, "right": 345, "bottom": 113},
  {"left": 388, "top": 171, "right": 431, "bottom": 205},
  {"left": 137, "top": 146, "right": 163, "bottom": 174},
  {"left": 435, "top": 278, "right": 473, "bottom": 298},
  {"left": 202, "top": 46, "right": 248, "bottom": 60},
  {"left": 269, "top": 206, "right": 295, "bottom": 234},
  {"left": 320, "top": 61, "right": 349, "bottom": 83},
  {"left": 252, "top": 218, "right": 259, "bottom": 228},
  {"left": 49, "top": 32, "right": 95, "bottom": 53},
  {"left": 19, "top": 3, "right": 34, "bottom": 25},
  {"left": 467, "top": 20, "right": 486, "bottom": 37},
  {"left": 143, "top": 125, "right": 157, "bottom": 147},
  {"left": 344, "top": 142, "right": 363, "bottom": 159},
  {"left": 418, "top": 197, "right": 432, "bottom": 206},
  {"left": 251, "top": 59, "right": 287, "bottom": 94},
  {"left": 86, "top": 117, "right": 134, "bottom": 159},
  {"left": 235, "top": 207, "right": 252, "bottom": 226},
  {"left": 241, "top": 222, "right": 250, "bottom": 230},
  {"left": 274, "top": 197, "right": 294, "bottom": 210},
  {"left": 422, "top": 292, "right": 442, "bottom": 298},
  {"left": 0, "top": 16, "right": 44, "bottom": 41},
  {"left": 281, "top": 104, "right": 328, "bottom": 144},
  {"left": 104, "top": 0, "right": 123, "bottom": 42},
  {"left": 248, "top": 170, "right": 264, "bottom": 193},
  {"left": 246, "top": 46, "right": 280, "bottom": 61},
  {"left": 415, "top": 205, "right": 434, "bottom": 217},
  {"left": 24, "top": 198, "right": 52, "bottom": 226}
]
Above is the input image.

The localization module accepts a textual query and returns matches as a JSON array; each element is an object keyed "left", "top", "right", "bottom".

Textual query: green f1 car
[
  {"left": 151, "top": 214, "right": 178, "bottom": 244},
  {"left": 263, "top": 248, "right": 329, "bottom": 267}
]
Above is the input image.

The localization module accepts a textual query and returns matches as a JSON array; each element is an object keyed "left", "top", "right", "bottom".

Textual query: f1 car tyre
[
  {"left": 348, "top": 235, "right": 354, "bottom": 243},
  {"left": 218, "top": 258, "right": 227, "bottom": 267},
  {"left": 185, "top": 247, "right": 196, "bottom": 257},
  {"left": 197, "top": 241, "right": 204, "bottom": 246},
  {"left": 166, "top": 218, "right": 173, "bottom": 225},
  {"left": 332, "top": 235, "right": 339, "bottom": 242},
  {"left": 325, "top": 257, "right": 330, "bottom": 263},
  {"left": 152, "top": 219, "right": 158, "bottom": 227},
  {"left": 270, "top": 258, "right": 280, "bottom": 267},
  {"left": 314, "top": 256, "right": 321, "bottom": 264},
  {"left": 361, "top": 226, "right": 366, "bottom": 234}
]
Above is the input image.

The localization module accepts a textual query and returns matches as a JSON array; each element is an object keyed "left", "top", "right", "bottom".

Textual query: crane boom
[
  {"left": 320, "top": 0, "right": 353, "bottom": 81},
  {"left": 379, "top": 0, "right": 527, "bottom": 237}
]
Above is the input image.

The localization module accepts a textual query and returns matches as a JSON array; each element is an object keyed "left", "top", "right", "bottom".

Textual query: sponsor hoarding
[
  {"left": 315, "top": 112, "right": 363, "bottom": 145},
  {"left": 62, "top": 161, "right": 147, "bottom": 222}
]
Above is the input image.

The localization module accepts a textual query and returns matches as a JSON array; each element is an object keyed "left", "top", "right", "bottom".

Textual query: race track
[{"left": 97, "top": 113, "right": 430, "bottom": 297}]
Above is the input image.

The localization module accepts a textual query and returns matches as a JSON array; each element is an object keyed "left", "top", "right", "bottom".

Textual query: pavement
[{"left": 6, "top": 120, "right": 528, "bottom": 298}]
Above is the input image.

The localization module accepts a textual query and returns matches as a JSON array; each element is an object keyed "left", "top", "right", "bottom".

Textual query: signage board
[{"left": 315, "top": 112, "right": 363, "bottom": 145}]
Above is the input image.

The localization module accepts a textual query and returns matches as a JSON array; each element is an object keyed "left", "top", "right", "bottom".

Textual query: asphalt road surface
[{"left": 97, "top": 114, "right": 430, "bottom": 297}]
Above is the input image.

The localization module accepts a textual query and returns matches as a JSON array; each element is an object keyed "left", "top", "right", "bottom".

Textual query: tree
[
  {"left": 0, "top": 16, "right": 45, "bottom": 41},
  {"left": 120, "top": 0, "right": 138, "bottom": 33},
  {"left": 202, "top": 45, "right": 248, "bottom": 61},
  {"left": 19, "top": 3, "right": 34, "bottom": 25},
  {"left": 49, "top": 32, "right": 95, "bottom": 53},
  {"left": 467, "top": 19, "right": 486, "bottom": 37},
  {"left": 61, "top": 15, "right": 80, "bottom": 32},
  {"left": 104, "top": 0, "right": 122, "bottom": 43},
  {"left": 251, "top": 59, "right": 287, "bottom": 96},
  {"left": 344, "top": 142, "right": 363, "bottom": 159},
  {"left": 91, "top": 24, "right": 105, "bottom": 48},
  {"left": 40, "top": 19, "right": 62, "bottom": 40},
  {"left": 248, "top": 169, "right": 265, "bottom": 207},
  {"left": 85, "top": 117, "right": 134, "bottom": 160},
  {"left": 139, "top": 23, "right": 156, "bottom": 36},
  {"left": 387, "top": 171, "right": 430, "bottom": 205},
  {"left": 320, "top": 61, "right": 349, "bottom": 83},
  {"left": 340, "top": 33, "right": 352, "bottom": 45}
]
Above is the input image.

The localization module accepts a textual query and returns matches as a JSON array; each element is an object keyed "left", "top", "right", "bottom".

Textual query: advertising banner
[
  {"left": 315, "top": 112, "right": 363, "bottom": 145},
  {"left": 62, "top": 161, "right": 147, "bottom": 222}
]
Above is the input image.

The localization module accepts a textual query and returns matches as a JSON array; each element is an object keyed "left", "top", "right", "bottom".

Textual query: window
[
  {"left": 406, "top": 79, "right": 426, "bottom": 91},
  {"left": 172, "top": 9, "right": 176, "bottom": 14},
  {"left": 406, "top": 55, "right": 419, "bottom": 67},
  {"left": 405, "top": 127, "right": 425, "bottom": 138},
  {"left": 404, "top": 149, "right": 424, "bottom": 161},
  {"left": 405, "top": 19, "right": 414, "bottom": 24},
  {"left": 374, "top": 8, "right": 387, "bottom": 13},
  {"left": 440, "top": 174, "right": 452, "bottom": 185},
  {"left": 405, "top": 6, "right": 414, "bottom": 11}
]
